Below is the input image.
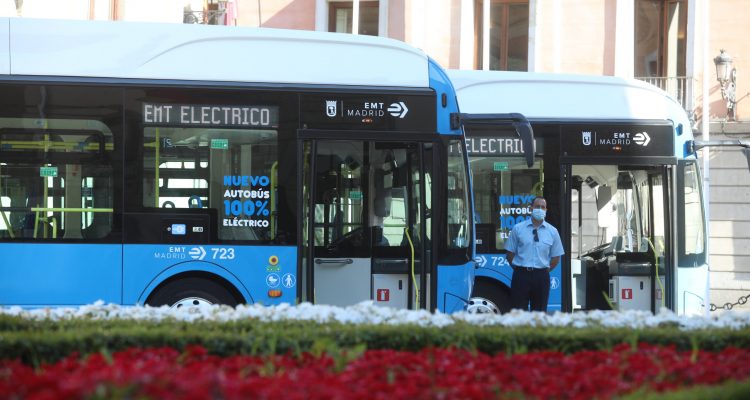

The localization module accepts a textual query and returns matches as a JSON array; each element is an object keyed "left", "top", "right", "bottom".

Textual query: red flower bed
[{"left": 1, "top": 344, "right": 749, "bottom": 399}]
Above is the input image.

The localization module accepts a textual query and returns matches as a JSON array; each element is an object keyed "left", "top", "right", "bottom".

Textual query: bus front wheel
[
  {"left": 146, "top": 276, "right": 240, "bottom": 309},
  {"left": 467, "top": 280, "right": 512, "bottom": 314}
]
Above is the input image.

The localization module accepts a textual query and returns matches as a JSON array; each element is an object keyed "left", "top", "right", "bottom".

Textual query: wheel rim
[
  {"left": 466, "top": 296, "right": 500, "bottom": 314},
  {"left": 171, "top": 297, "right": 213, "bottom": 309}
]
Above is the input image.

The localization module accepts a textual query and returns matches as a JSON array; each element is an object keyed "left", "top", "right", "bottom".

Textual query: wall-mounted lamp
[{"left": 714, "top": 49, "right": 737, "bottom": 118}]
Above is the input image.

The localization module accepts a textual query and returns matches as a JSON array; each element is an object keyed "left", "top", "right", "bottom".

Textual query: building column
[
  {"left": 315, "top": 0, "right": 327, "bottom": 31},
  {"left": 481, "top": 0, "right": 490, "bottom": 70},
  {"left": 378, "top": 0, "right": 388, "bottom": 37},
  {"left": 352, "top": 0, "right": 359, "bottom": 34},
  {"left": 529, "top": 0, "right": 539, "bottom": 72},
  {"left": 529, "top": 0, "right": 560, "bottom": 73},
  {"left": 614, "top": 0, "right": 634, "bottom": 78},
  {"left": 458, "top": 0, "right": 474, "bottom": 69},
  {"left": 700, "top": 0, "right": 711, "bottom": 317},
  {"left": 410, "top": 0, "right": 425, "bottom": 51}
]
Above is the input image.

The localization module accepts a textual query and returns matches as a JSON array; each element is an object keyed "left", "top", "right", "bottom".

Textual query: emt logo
[
  {"left": 325, "top": 100, "right": 337, "bottom": 117},
  {"left": 582, "top": 131, "right": 592, "bottom": 146}
]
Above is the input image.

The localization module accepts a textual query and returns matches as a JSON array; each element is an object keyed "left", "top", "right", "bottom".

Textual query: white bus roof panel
[
  {"left": 4, "top": 18, "right": 429, "bottom": 87},
  {"left": 449, "top": 70, "right": 690, "bottom": 127},
  {"left": 0, "top": 19, "right": 9, "bottom": 74}
]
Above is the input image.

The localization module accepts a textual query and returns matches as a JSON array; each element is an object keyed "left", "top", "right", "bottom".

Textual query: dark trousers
[{"left": 510, "top": 267, "right": 550, "bottom": 312}]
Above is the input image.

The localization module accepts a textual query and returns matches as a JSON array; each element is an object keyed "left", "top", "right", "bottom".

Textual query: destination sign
[
  {"left": 143, "top": 103, "right": 279, "bottom": 128},
  {"left": 464, "top": 136, "right": 541, "bottom": 156},
  {"left": 561, "top": 123, "right": 674, "bottom": 158},
  {"left": 301, "top": 94, "right": 436, "bottom": 132}
]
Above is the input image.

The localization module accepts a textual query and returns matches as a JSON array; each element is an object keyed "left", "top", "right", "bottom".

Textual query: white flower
[{"left": 2, "top": 301, "right": 749, "bottom": 330}]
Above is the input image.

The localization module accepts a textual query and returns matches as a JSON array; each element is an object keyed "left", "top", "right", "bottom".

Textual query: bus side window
[
  {"left": 0, "top": 120, "right": 115, "bottom": 241},
  {"left": 142, "top": 126, "right": 279, "bottom": 243}
]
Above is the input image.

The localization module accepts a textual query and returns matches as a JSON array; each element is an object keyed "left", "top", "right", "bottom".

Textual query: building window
[
  {"left": 634, "top": 0, "right": 687, "bottom": 77},
  {"left": 474, "top": 0, "right": 529, "bottom": 71},
  {"left": 329, "top": 1, "right": 379, "bottom": 36},
  {"left": 183, "top": 0, "right": 230, "bottom": 25}
]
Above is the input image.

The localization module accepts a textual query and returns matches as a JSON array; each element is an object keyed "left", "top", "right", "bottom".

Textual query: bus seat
[
  {"left": 372, "top": 226, "right": 390, "bottom": 246},
  {"left": 609, "top": 236, "right": 623, "bottom": 253},
  {"left": 638, "top": 237, "right": 650, "bottom": 252}
]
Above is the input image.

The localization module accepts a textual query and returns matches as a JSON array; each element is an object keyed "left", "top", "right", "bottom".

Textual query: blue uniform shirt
[{"left": 505, "top": 219, "right": 564, "bottom": 268}]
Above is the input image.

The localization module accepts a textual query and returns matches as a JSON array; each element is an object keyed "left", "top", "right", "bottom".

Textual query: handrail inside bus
[
  {"left": 271, "top": 161, "right": 278, "bottom": 239},
  {"left": 404, "top": 227, "right": 419, "bottom": 308},
  {"left": 643, "top": 236, "right": 666, "bottom": 310},
  {"left": 450, "top": 112, "right": 536, "bottom": 167},
  {"left": 30, "top": 207, "right": 114, "bottom": 213},
  {"left": 0, "top": 209, "right": 13, "bottom": 239},
  {"left": 33, "top": 215, "right": 57, "bottom": 239},
  {"left": 155, "top": 128, "right": 161, "bottom": 207},
  {"left": 30, "top": 207, "right": 114, "bottom": 239},
  {"left": 687, "top": 139, "right": 750, "bottom": 171},
  {"left": 0, "top": 164, "right": 14, "bottom": 239}
]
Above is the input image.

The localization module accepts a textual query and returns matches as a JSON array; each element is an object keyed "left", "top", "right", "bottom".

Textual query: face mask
[{"left": 531, "top": 208, "right": 546, "bottom": 221}]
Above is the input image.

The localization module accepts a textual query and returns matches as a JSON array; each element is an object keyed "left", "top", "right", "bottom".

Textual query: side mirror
[
  {"left": 512, "top": 120, "right": 535, "bottom": 168},
  {"left": 687, "top": 139, "right": 750, "bottom": 173},
  {"left": 596, "top": 185, "right": 612, "bottom": 212},
  {"left": 451, "top": 112, "right": 536, "bottom": 167},
  {"left": 374, "top": 169, "right": 392, "bottom": 218}
]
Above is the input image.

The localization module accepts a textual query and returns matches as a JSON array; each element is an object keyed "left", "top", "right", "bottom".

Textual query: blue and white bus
[
  {"left": 450, "top": 70, "right": 711, "bottom": 315},
  {"left": 0, "top": 18, "right": 477, "bottom": 312}
]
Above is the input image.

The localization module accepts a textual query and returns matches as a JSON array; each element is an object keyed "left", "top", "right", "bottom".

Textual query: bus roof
[
  {"left": 0, "top": 18, "right": 430, "bottom": 88},
  {"left": 448, "top": 70, "right": 691, "bottom": 128}
]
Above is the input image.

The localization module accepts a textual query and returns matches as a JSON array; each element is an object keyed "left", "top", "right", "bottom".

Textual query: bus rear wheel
[
  {"left": 467, "top": 280, "right": 511, "bottom": 314},
  {"left": 146, "top": 276, "right": 240, "bottom": 309}
]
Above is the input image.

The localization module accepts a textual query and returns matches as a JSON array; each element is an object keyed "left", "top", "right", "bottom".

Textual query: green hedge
[{"left": 2, "top": 315, "right": 750, "bottom": 365}]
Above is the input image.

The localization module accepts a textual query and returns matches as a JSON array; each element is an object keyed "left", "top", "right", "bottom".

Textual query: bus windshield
[
  {"left": 142, "top": 126, "right": 279, "bottom": 242},
  {"left": 447, "top": 140, "right": 471, "bottom": 250}
]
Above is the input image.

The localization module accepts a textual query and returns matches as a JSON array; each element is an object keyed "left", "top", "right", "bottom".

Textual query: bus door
[
  {"left": 565, "top": 163, "right": 673, "bottom": 313},
  {"left": 302, "top": 139, "right": 431, "bottom": 309}
]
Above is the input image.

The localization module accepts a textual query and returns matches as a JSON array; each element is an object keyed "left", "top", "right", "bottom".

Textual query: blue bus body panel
[
  {"left": 475, "top": 253, "right": 562, "bottom": 312},
  {"left": 437, "top": 261, "right": 474, "bottom": 313},
  {"left": 429, "top": 58, "right": 475, "bottom": 314},
  {"left": 0, "top": 243, "right": 121, "bottom": 305},
  {"left": 428, "top": 58, "right": 461, "bottom": 136},
  {"left": 123, "top": 244, "right": 297, "bottom": 305}
]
